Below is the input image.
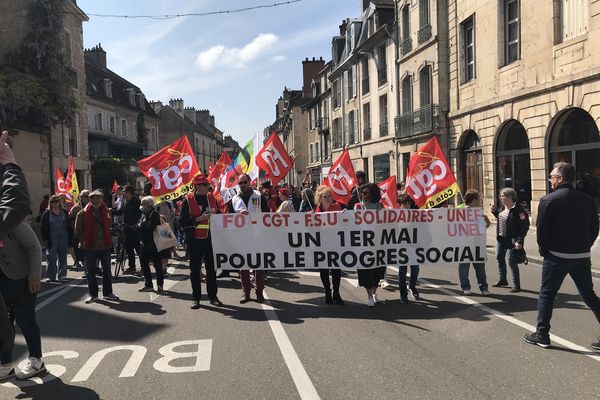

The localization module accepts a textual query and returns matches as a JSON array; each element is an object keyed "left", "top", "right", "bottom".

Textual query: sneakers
[
  {"left": 84, "top": 295, "right": 98, "bottom": 304},
  {"left": 332, "top": 291, "right": 344, "bottom": 306},
  {"left": 463, "top": 289, "right": 472, "bottom": 296},
  {"left": 103, "top": 293, "right": 120, "bottom": 301},
  {"left": 367, "top": 296, "right": 375, "bottom": 307},
  {"left": 239, "top": 294, "right": 250, "bottom": 304},
  {"left": 380, "top": 280, "right": 392, "bottom": 290},
  {"left": 591, "top": 337, "right": 600, "bottom": 351},
  {"left": 408, "top": 285, "right": 420, "bottom": 300},
  {"left": 191, "top": 300, "right": 201, "bottom": 310},
  {"left": 209, "top": 298, "right": 223, "bottom": 307},
  {"left": 256, "top": 292, "right": 265, "bottom": 303},
  {"left": 138, "top": 286, "right": 154, "bottom": 292},
  {"left": 524, "top": 332, "right": 551, "bottom": 348},
  {"left": 0, "top": 364, "right": 15, "bottom": 382},
  {"left": 481, "top": 289, "right": 491, "bottom": 296},
  {"left": 510, "top": 286, "right": 521, "bottom": 293},
  {"left": 492, "top": 280, "right": 509, "bottom": 287},
  {"left": 17, "top": 357, "right": 46, "bottom": 380}
]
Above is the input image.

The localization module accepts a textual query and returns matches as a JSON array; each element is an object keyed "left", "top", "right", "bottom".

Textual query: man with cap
[
  {"left": 75, "top": 190, "right": 119, "bottom": 304},
  {"left": 180, "top": 174, "right": 223, "bottom": 309}
]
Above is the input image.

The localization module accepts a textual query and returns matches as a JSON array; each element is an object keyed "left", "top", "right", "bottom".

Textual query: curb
[{"left": 485, "top": 248, "right": 600, "bottom": 278}]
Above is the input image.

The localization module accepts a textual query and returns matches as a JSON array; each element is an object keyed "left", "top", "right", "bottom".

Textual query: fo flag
[
  {"left": 138, "top": 136, "right": 200, "bottom": 204},
  {"left": 256, "top": 132, "right": 293, "bottom": 186},
  {"left": 322, "top": 149, "right": 356, "bottom": 205},
  {"left": 406, "top": 136, "right": 459, "bottom": 208},
  {"left": 378, "top": 175, "right": 397, "bottom": 209}
]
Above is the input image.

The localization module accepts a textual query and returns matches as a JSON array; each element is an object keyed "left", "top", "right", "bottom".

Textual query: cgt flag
[
  {"left": 138, "top": 135, "right": 200, "bottom": 204},
  {"left": 378, "top": 175, "right": 398, "bottom": 209},
  {"left": 406, "top": 136, "right": 459, "bottom": 209},
  {"left": 322, "top": 149, "right": 356, "bottom": 205},
  {"left": 255, "top": 132, "right": 293, "bottom": 186},
  {"left": 208, "top": 151, "right": 233, "bottom": 184},
  {"left": 55, "top": 167, "right": 68, "bottom": 195}
]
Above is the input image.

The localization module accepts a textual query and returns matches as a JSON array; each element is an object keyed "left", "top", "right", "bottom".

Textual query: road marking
[
  {"left": 262, "top": 291, "right": 321, "bottom": 400},
  {"left": 36, "top": 280, "right": 83, "bottom": 312},
  {"left": 298, "top": 271, "right": 358, "bottom": 287},
  {"left": 150, "top": 263, "right": 187, "bottom": 302},
  {"left": 38, "top": 279, "right": 86, "bottom": 298}
]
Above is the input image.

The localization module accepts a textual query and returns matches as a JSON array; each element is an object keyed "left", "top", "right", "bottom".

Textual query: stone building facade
[{"left": 448, "top": 0, "right": 600, "bottom": 220}]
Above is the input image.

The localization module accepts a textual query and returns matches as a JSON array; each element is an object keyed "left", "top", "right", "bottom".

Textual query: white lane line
[
  {"left": 298, "top": 271, "right": 359, "bottom": 288},
  {"left": 36, "top": 280, "right": 83, "bottom": 312},
  {"left": 262, "top": 291, "right": 321, "bottom": 400},
  {"left": 38, "top": 279, "right": 85, "bottom": 298},
  {"left": 150, "top": 264, "right": 187, "bottom": 302},
  {"left": 388, "top": 264, "right": 600, "bottom": 363}
]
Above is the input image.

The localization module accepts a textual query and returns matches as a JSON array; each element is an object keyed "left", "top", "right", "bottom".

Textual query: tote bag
[{"left": 153, "top": 222, "right": 178, "bottom": 252}]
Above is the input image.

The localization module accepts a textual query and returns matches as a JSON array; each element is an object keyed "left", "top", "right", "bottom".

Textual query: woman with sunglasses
[
  {"left": 354, "top": 183, "right": 385, "bottom": 306},
  {"left": 40, "top": 195, "right": 73, "bottom": 282},
  {"left": 314, "top": 185, "right": 344, "bottom": 305}
]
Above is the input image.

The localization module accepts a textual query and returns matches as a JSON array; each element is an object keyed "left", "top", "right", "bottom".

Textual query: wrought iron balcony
[
  {"left": 318, "top": 117, "right": 330, "bottom": 133},
  {"left": 400, "top": 37, "right": 413, "bottom": 56},
  {"left": 377, "top": 67, "right": 387, "bottom": 86},
  {"left": 379, "top": 122, "right": 389, "bottom": 137},
  {"left": 395, "top": 104, "right": 439, "bottom": 139},
  {"left": 417, "top": 24, "right": 432, "bottom": 44},
  {"left": 362, "top": 78, "right": 370, "bottom": 94},
  {"left": 363, "top": 127, "right": 371, "bottom": 141}
]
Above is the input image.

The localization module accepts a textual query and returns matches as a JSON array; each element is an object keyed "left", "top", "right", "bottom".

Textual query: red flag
[
  {"left": 255, "top": 132, "right": 293, "bottom": 186},
  {"left": 55, "top": 167, "right": 67, "bottom": 195},
  {"left": 208, "top": 151, "right": 233, "bottom": 183},
  {"left": 137, "top": 136, "right": 200, "bottom": 204},
  {"left": 405, "top": 136, "right": 459, "bottom": 208},
  {"left": 64, "top": 157, "right": 79, "bottom": 205},
  {"left": 322, "top": 149, "right": 356, "bottom": 205},
  {"left": 112, "top": 180, "right": 118, "bottom": 193},
  {"left": 378, "top": 175, "right": 398, "bottom": 209}
]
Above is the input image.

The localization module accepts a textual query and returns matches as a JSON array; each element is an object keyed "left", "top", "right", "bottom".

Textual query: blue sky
[{"left": 78, "top": 0, "right": 361, "bottom": 146}]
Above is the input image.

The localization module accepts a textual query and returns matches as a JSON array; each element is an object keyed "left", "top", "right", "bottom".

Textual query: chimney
[
  {"left": 209, "top": 115, "right": 215, "bottom": 127},
  {"left": 362, "top": 0, "right": 371, "bottom": 11},
  {"left": 183, "top": 107, "right": 197, "bottom": 125},
  {"left": 84, "top": 43, "right": 107, "bottom": 68},
  {"left": 149, "top": 101, "right": 163, "bottom": 114},
  {"left": 302, "top": 57, "right": 325, "bottom": 97},
  {"left": 169, "top": 98, "right": 184, "bottom": 118},
  {"left": 196, "top": 110, "right": 211, "bottom": 126}
]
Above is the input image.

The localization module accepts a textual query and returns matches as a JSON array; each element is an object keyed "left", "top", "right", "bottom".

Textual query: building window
[
  {"left": 345, "top": 111, "right": 358, "bottom": 145},
  {"left": 461, "top": 16, "right": 475, "bottom": 83},
  {"left": 502, "top": 0, "right": 520, "bottom": 65},
  {"left": 400, "top": 5, "right": 412, "bottom": 55},
  {"left": 558, "top": 0, "right": 588, "bottom": 42},
  {"left": 109, "top": 116, "right": 115, "bottom": 134},
  {"left": 419, "top": 65, "right": 432, "bottom": 107},
  {"left": 309, "top": 143, "right": 314, "bottom": 163},
  {"left": 128, "top": 89, "right": 136, "bottom": 106},
  {"left": 419, "top": 0, "right": 430, "bottom": 28},
  {"left": 94, "top": 113, "right": 102, "bottom": 132},
  {"left": 137, "top": 93, "right": 145, "bottom": 110},
  {"left": 373, "top": 154, "right": 390, "bottom": 183},
  {"left": 63, "top": 31, "right": 72, "bottom": 66},
  {"left": 379, "top": 95, "right": 388, "bottom": 137},
  {"left": 401, "top": 76, "right": 413, "bottom": 114},
  {"left": 333, "top": 118, "right": 342, "bottom": 149},
  {"left": 315, "top": 141, "right": 320, "bottom": 162},
  {"left": 103, "top": 79, "right": 112, "bottom": 98},
  {"left": 362, "top": 58, "right": 369, "bottom": 95},
  {"left": 333, "top": 79, "right": 341, "bottom": 109},
  {"left": 495, "top": 120, "right": 531, "bottom": 210},
  {"left": 363, "top": 103, "right": 371, "bottom": 141},
  {"left": 377, "top": 46, "right": 387, "bottom": 85},
  {"left": 323, "top": 134, "right": 330, "bottom": 159},
  {"left": 121, "top": 119, "right": 127, "bottom": 136},
  {"left": 351, "top": 65, "right": 357, "bottom": 98}
]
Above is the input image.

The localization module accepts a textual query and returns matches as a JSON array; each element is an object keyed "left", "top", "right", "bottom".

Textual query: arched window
[{"left": 495, "top": 120, "right": 531, "bottom": 209}]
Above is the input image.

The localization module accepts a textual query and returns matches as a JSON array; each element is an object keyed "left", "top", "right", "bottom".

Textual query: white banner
[{"left": 210, "top": 208, "right": 487, "bottom": 270}]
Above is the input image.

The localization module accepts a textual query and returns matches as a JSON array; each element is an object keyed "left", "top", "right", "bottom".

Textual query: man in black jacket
[
  {"left": 113, "top": 185, "right": 141, "bottom": 274},
  {"left": 524, "top": 162, "right": 600, "bottom": 350},
  {"left": 346, "top": 170, "right": 366, "bottom": 210}
]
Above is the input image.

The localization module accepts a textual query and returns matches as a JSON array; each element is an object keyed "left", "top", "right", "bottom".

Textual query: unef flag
[
  {"left": 255, "top": 132, "right": 293, "bottom": 186},
  {"left": 137, "top": 136, "right": 200, "bottom": 204},
  {"left": 322, "top": 149, "right": 356, "bottom": 205},
  {"left": 378, "top": 175, "right": 398, "bottom": 209},
  {"left": 406, "top": 136, "right": 459, "bottom": 208},
  {"left": 65, "top": 158, "right": 79, "bottom": 207}
]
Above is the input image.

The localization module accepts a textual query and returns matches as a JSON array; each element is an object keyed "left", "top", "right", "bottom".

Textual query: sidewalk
[{"left": 486, "top": 224, "right": 600, "bottom": 277}]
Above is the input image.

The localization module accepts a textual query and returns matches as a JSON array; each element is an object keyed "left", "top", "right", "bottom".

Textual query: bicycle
[{"left": 111, "top": 223, "right": 127, "bottom": 279}]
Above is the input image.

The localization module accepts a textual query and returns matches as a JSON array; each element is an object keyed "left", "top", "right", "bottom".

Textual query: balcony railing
[
  {"left": 379, "top": 122, "right": 389, "bottom": 137},
  {"left": 417, "top": 24, "right": 432, "bottom": 44},
  {"left": 400, "top": 37, "right": 413, "bottom": 56},
  {"left": 377, "top": 67, "right": 387, "bottom": 86},
  {"left": 318, "top": 117, "right": 330, "bottom": 133},
  {"left": 362, "top": 78, "right": 370, "bottom": 94},
  {"left": 363, "top": 127, "right": 371, "bottom": 141},
  {"left": 395, "top": 104, "right": 439, "bottom": 139}
]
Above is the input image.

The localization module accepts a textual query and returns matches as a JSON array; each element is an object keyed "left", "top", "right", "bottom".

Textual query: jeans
[
  {"left": 189, "top": 239, "right": 217, "bottom": 301},
  {"left": 140, "top": 246, "right": 164, "bottom": 289},
  {"left": 0, "top": 279, "right": 42, "bottom": 363},
  {"left": 399, "top": 265, "right": 419, "bottom": 298},
  {"left": 496, "top": 239, "right": 520, "bottom": 287},
  {"left": 85, "top": 249, "right": 113, "bottom": 297},
  {"left": 319, "top": 270, "right": 341, "bottom": 293},
  {"left": 0, "top": 293, "right": 14, "bottom": 363},
  {"left": 46, "top": 237, "right": 68, "bottom": 280},
  {"left": 536, "top": 254, "right": 600, "bottom": 335},
  {"left": 458, "top": 263, "right": 488, "bottom": 291}
]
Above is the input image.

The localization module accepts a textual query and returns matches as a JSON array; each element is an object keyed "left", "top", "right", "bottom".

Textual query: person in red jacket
[{"left": 314, "top": 185, "right": 344, "bottom": 305}]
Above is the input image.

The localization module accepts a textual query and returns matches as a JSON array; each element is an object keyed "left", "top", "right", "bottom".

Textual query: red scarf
[
  {"left": 315, "top": 202, "right": 342, "bottom": 213},
  {"left": 84, "top": 203, "right": 112, "bottom": 248}
]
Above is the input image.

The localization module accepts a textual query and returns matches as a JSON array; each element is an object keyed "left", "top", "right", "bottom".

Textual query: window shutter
[
  {"left": 344, "top": 113, "right": 349, "bottom": 146},
  {"left": 343, "top": 71, "right": 349, "bottom": 101},
  {"left": 353, "top": 111, "right": 358, "bottom": 143},
  {"left": 352, "top": 65, "right": 357, "bottom": 98}
]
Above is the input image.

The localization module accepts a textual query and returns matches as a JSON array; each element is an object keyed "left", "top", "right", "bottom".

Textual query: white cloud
[
  {"left": 271, "top": 55, "right": 286, "bottom": 62},
  {"left": 195, "top": 33, "right": 279, "bottom": 71}
]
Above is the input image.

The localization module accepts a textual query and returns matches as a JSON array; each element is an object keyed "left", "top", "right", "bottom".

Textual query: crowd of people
[{"left": 1, "top": 127, "right": 599, "bottom": 383}]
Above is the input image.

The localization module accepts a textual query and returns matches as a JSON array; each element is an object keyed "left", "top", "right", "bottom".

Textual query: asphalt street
[{"left": 2, "top": 254, "right": 600, "bottom": 400}]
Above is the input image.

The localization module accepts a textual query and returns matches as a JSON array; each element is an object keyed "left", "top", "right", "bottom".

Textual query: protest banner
[
  {"left": 138, "top": 136, "right": 200, "bottom": 204},
  {"left": 405, "top": 136, "right": 459, "bottom": 209},
  {"left": 211, "top": 208, "right": 486, "bottom": 270},
  {"left": 255, "top": 132, "right": 293, "bottom": 186}
]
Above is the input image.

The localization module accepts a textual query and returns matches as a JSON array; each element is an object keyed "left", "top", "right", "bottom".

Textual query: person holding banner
[
  {"left": 491, "top": 188, "right": 529, "bottom": 293},
  {"left": 180, "top": 174, "right": 223, "bottom": 309},
  {"left": 354, "top": 183, "right": 385, "bottom": 307},
  {"left": 314, "top": 185, "right": 344, "bottom": 305},
  {"left": 232, "top": 173, "right": 270, "bottom": 304},
  {"left": 397, "top": 194, "right": 421, "bottom": 303}
]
